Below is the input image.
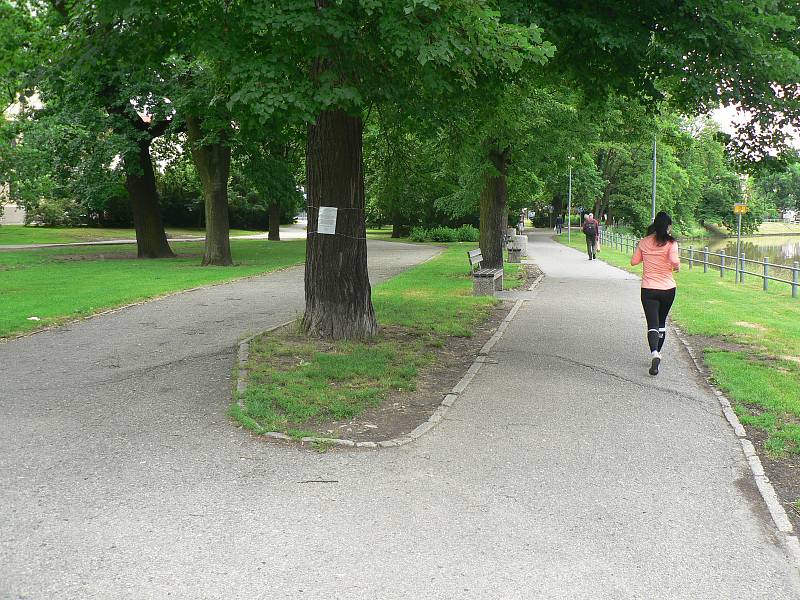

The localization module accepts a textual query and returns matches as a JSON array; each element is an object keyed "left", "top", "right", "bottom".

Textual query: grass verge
[
  {"left": 0, "top": 225, "right": 261, "bottom": 245},
  {"left": 0, "top": 240, "right": 306, "bottom": 339},
  {"left": 558, "top": 232, "right": 800, "bottom": 456},
  {"left": 232, "top": 243, "right": 524, "bottom": 437}
]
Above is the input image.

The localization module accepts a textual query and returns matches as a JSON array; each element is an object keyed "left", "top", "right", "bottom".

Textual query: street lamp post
[
  {"left": 651, "top": 133, "right": 657, "bottom": 223},
  {"left": 568, "top": 165, "right": 573, "bottom": 243}
]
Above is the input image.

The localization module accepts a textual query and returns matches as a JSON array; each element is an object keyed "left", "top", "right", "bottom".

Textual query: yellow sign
[{"left": 733, "top": 203, "right": 749, "bottom": 214}]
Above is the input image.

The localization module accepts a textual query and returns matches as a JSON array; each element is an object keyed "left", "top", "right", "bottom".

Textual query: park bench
[{"left": 467, "top": 249, "right": 503, "bottom": 296}]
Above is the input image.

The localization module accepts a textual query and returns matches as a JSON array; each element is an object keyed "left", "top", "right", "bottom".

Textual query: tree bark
[
  {"left": 302, "top": 109, "right": 377, "bottom": 340},
  {"left": 186, "top": 116, "right": 233, "bottom": 266},
  {"left": 268, "top": 200, "right": 281, "bottom": 241},
  {"left": 391, "top": 213, "right": 410, "bottom": 238},
  {"left": 124, "top": 140, "right": 175, "bottom": 259},
  {"left": 478, "top": 146, "right": 510, "bottom": 270}
]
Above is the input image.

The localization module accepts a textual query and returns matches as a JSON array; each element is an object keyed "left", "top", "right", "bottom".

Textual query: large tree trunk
[
  {"left": 124, "top": 141, "right": 174, "bottom": 259},
  {"left": 187, "top": 116, "right": 233, "bottom": 266},
  {"left": 391, "top": 212, "right": 410, "bottom": 238},
  {"left": 268, "top": 200, "right": 281, "bottom": 241},
  {"left": 302, "top": 109, "right": 377, "bottom": 340},
  {"left": 478, "top": 146, "right": 510, "bottom": 270}
]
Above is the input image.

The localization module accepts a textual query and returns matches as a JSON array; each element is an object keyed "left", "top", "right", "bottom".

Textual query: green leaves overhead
[{"left": 218, "top": 0, "right": 554, "bottom": 124}]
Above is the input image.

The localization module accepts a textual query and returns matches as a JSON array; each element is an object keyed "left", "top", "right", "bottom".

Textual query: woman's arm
[
  {"left": 669, "top": 241, "right": 680, "bottom": 271},
  {"left": 631, "top": 242, "right": 643, "bottom": 266}
]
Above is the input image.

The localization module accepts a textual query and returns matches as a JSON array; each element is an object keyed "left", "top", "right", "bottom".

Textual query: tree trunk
[
  {"left": 478, "top": 146, "right": 509, "bottom": 270},
  {"left": 302, "top": 109, "right": 377, "bottom": 340},
  {"left": 124, "top": 141, "right": 174, "bottom": 259},
  {"left": 391, "top": 213, "right": 410, "bottom": 238},
  {"left": 268, "top": 200, "right": 281, "bottom": 241},
  {"left": 187, "top": 116, "right": 233, "bottom": 266}
]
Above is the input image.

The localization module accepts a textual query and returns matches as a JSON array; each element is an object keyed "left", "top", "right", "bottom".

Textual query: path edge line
[
  {"left": 235, "top": 272, "right": 544, "bottom": 450},
  {"left": 672, "top": 325, "right": 800, "bottom": 565},
  {"left": 556, "top": 235, "right": 800, "bottom": 567}
]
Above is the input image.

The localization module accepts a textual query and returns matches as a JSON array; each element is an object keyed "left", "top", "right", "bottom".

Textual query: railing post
[
  {"left": 740, "top": 254, "right": 745, "bottom": 284},
  {"left": 763, "top": 257, "right": 769, "bottom": 291},
  {"left": 793, "top": 261, "right": 798, "bottom": 299},
  {"left": 689, "top": 246, "right": 694, "bottom": 269},
  {"left": 720, "top": 250, "right": 726, "bottom": 278},
  {"left": 703, "top": 247, "right": 709, "bottom": 273}
]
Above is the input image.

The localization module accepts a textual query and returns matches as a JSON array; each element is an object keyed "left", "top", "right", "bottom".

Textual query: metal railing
[{"left": 598, "top": 229, "right": 800, "bottom": 299}]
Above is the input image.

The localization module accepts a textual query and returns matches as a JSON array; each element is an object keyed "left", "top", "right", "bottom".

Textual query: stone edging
[
  {"left": 235, "top": 272, "right": 545, "bottom": 449},
  {"left": 672, "top": 325, "right": 800, "bottom": 566}
]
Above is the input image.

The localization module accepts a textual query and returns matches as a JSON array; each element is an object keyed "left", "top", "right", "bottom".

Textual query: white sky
[{"left": 711, "top": 104, "right": 800, "bottom": 150}]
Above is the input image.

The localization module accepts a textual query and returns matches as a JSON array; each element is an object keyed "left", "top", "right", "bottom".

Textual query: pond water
[
  {"left": 684, "top": 235, "right": 800, "bottom": 268},
  {"left": 679, "top": 235, "right": 800, "bottom": 281}
]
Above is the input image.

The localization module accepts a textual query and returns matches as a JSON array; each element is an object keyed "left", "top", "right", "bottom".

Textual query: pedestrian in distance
[
  {"left": 631, "top": 211, "right": 680, "bottom": 376},
  {"left": 588, "top": 212, "right": 601, "bottom": 253},
  {"left": 582, "top": 214, "right": 598, "bottom": 259},
  {"left": 555, "top": 214, "right": 563, "bottom": 234}
]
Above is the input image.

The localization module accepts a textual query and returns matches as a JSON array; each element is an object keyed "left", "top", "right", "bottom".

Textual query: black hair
[{"left": 646, "top": 211, "right": 675, "bottom": 246}]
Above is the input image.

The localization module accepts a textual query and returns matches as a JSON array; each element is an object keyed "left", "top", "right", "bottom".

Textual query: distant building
[
  {"left": 1, "top": 98, "right": 34, "bottom": 225},
  {"left": 1, "top": 201, "right": 26, "bottom": 225}
]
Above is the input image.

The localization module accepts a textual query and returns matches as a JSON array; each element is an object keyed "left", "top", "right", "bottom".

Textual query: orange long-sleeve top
[{"left": 631, "top": 234, "right": 680, "bottom": 289}]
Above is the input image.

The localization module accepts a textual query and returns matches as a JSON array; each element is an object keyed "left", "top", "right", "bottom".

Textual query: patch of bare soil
[
  {"left": 290, "top": 263, "right": 542, "bottom": 445},
  {"left": 685, "top": 334, "right": 800, "bottom": 531},
  {"left": 313, "top": 308, "right": 506, "bottom": 442},
  {"left": 522, "top": 262, "right": 543, "bottom": 282},
  {"left": 734, "top": 321, "right": 769, "bottom": 332},
  {"left": 746, "top": 427, "right": 800, "bottom": 531}
]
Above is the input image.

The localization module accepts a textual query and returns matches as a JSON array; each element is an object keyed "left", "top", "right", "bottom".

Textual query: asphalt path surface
[
  {"left": 0, "top": 224, "right": 308, "bottom": 251},
  {"left": 1, "top": 233, "right": 798, "bottom": 599}
]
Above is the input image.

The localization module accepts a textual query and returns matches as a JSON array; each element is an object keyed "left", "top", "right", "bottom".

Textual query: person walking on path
[
  {"left": 631, "top": 211, "right": 680, "bottom": 375},
  {"left": 588, "top": 212, "right": 601, "bottom": 253},
  {"left": 555, "top": 214, "right": 563, "bottom": 234},
  {"left": 582, "top": 214, "right": 598, "bottom": 259}
]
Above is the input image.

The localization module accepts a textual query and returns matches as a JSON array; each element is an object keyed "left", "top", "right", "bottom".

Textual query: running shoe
[{"left": 649, "top": 355, "right": 661, "bottom": 376}]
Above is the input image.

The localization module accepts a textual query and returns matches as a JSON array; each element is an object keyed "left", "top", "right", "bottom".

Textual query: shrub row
[{"left": 409, "top": 224, "right": 480, "bottom": 243}]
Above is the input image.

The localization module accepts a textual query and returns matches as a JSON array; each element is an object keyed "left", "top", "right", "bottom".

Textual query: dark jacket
[{"left": 582, "top": 219, "right": 599, "bottom": 237}]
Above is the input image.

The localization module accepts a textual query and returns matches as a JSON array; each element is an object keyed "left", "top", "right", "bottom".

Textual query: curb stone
[
  {"left": 672, "top": 325, "right": 800, "bottom": 567},
  {"left": 235, "top": 271, "right": 545, "bottom": 450}
]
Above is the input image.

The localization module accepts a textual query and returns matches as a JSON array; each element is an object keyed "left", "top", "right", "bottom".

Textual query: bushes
[
  {"left": 408, "top": 224, "right": 479, "bottom": 243},
  {"left": 456, "top": 224, "right": 480, "bottom": 241}
]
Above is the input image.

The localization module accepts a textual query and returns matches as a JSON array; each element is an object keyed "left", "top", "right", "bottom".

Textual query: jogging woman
[{"left": 631, "top": 211, "right": 680, "bottom": 375}]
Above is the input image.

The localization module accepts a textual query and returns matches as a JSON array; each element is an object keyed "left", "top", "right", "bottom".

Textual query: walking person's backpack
[{"left": 582, "top": 220, "right": 597, "bottom": 236}]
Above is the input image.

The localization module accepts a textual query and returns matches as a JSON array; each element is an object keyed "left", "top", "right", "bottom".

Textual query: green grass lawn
[
  {"left": 233, "top": 243, "right": 523, "bottom": 437},
  {"left": 0, "top": 240, "right": 306, "bottom": 338},
  {"left": 0, "top": 225, "right": 262, "bottom": 245},
  {"left": 756, "top": 222, "right": 800, "bottom": 235},
  {"left": 558, "top": 233, "right": 800, "bottom": 456}
]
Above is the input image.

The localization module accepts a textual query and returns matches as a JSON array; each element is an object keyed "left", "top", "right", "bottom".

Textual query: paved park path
[
  {"left": 2, "top": 233, "right": 799, "bottom": 599},
  {"left": 0, "top": 223, "right": 308, "bottom": 251}
]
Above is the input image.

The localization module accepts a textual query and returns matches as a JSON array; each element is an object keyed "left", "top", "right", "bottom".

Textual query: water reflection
[{"left": 685, "top": 235, "right": 800, "bottom": 268}]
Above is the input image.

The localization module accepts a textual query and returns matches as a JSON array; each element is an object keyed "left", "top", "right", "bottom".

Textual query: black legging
[{"left": 641, "top": 287, "right": 676, "bottom": 352}]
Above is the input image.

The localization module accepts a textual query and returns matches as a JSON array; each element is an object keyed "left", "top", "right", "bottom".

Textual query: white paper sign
[{"left": 317, "top": 206, "right": 338, "bottom": 235}]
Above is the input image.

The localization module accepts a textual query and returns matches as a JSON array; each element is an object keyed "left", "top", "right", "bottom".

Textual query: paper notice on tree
[{"left": 317, "top": 206, "right": 338, "bottom": 235}]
